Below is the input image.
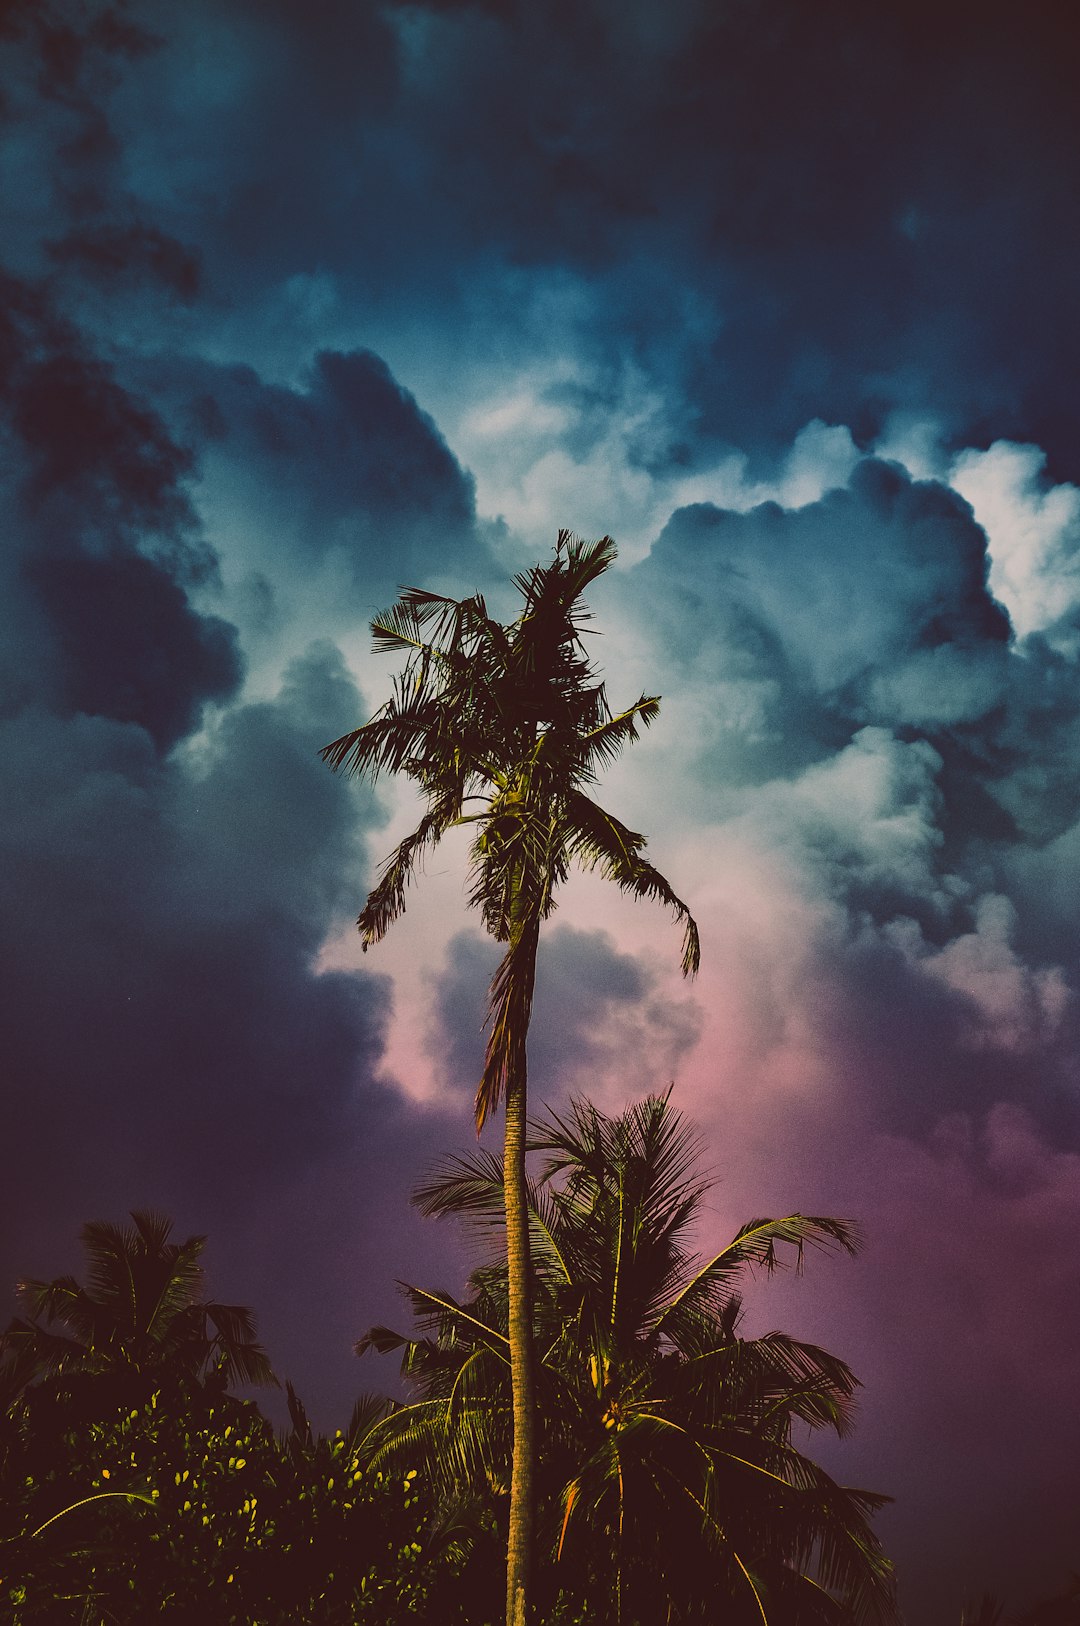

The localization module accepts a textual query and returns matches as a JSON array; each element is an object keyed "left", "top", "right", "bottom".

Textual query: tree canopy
[{"left": 360, "top": 1093, "right": 897, "bottom": 1626}]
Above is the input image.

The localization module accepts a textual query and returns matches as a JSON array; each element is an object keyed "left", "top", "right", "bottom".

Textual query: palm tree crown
[
  {"left": 321, "top": 529, "right": 699, "bottom": 1127},
  {"left": 0, "top": 1209, "right": 274, "bottom": 1400},
  {"left": 362, "top": 1094, "right": 897, "bottom": 1626}
]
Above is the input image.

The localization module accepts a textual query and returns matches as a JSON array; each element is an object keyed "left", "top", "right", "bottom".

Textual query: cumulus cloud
[
  {"left": 951, "top": 441, "right": 1080, "bottom": 646},
  {"left": 607, "top": 453, "right": 1080, "bottom": 1154},
  {"left": 614, "top": 460, "right": 1018, "bottom": 823}
]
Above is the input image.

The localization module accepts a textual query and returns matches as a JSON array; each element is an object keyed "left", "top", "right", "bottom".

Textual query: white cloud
[
  {"left": 446, "top": 340, "right": 861, "bottom": 563},
  {"left": 950, "top": 440, "right": 1080, "bottom": 643}
]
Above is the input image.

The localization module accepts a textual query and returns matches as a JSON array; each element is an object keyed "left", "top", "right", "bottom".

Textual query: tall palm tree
[
  {"left": 322, "top": 531, "right": 699, "bottom": 1625},
  {"left": 361, "top": 1094, "right": 897, "bottom": 1626},
  {"left": 0, "top": 1209, "right": 275, "bottom": 1402}
]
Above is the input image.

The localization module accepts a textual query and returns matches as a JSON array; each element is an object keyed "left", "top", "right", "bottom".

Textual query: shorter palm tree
[
  {"left": 0, "top": 1209, "right": 275, "bottom": 1403},
  {"left": 360, "top": 1094, "right": 897, "bottom": 1625}
]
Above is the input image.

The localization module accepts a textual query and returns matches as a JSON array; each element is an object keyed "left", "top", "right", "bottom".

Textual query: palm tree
[
  {"left": 322, "top": 531, "right": 699, "bottom": 1626},
  {"left": 0, "top": 1208, "right": 275, "bottom": 1403},
  {"left": 360, "top": 1094, "right": 897, "bottom": 1626}
]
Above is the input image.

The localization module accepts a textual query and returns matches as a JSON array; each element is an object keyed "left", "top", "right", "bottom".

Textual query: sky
[{"left": 2, "top": 0, "right": 1079, "bottom": 1617}]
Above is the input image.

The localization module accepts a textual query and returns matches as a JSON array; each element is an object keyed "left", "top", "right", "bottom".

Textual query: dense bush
[{"left": 0, "top": 1375, "right": 464, "bottom": 1622}]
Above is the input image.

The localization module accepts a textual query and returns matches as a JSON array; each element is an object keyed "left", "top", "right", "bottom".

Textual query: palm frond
[
  {"left": 368, "top": 599, "right": 434, "bottom": 657},
  {"left": 0, "top": 1316, "right": 90, "bottom": 1386},
  {"left": 204, "top": 1302, "right": 277, "bottom": 1387},
  {"left": 361, "top": 1091, "right": 893, "bottom": 1622},
  {"left": 565, "top": 790, "right": 700, "bottom": 975},
  {"left": 399, "top": 1286, "right": 512, "bottom": 1359},
  {"left": 414, "top": 1147, "right": 508, "bottom": 1223},
  {"left": 130, "top": 1209, "right": 184, "bottom": 1256},
  {"left": 15, "top": 1275, "right": 84, "bottom": 1327},
  {"left": 285, "top": 1377, "right": 313, "bottom": 1446},
  {"left": 800, "top": 1479, "right": 897, "bottom": 1625},
  {"left": 355, "top": 1322, "right": 412, "bottom": 1359},
  {"left": 320, "top": 695, "right": 443, "bottom": 780},
  {"left": 654, "top": 1215, "right": 859, "bottom": 1339},
  {"left": 961, "top": 1594, "right": 1005, "bottom": 1626},
  {"left": 415, "top": 1147, "right": 575, "bottom": 1285},
  {"left": 358, "top": 805, "right": 457, "bottom": 948},
  {"left": 581, "top": 695, "right": 661, "bottom": 771}
]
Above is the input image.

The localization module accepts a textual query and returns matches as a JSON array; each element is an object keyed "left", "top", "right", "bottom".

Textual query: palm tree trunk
[
  {"left": 504, "top": 1056, "right": 536, "bottom": 1626},
  {"left": 502, "top": 914, "right": 540, "bottom": 1626}
]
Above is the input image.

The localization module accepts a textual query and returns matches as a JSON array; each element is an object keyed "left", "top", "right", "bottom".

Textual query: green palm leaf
[
  {"left": 1, "top": 1209, "right": 275, "bottom": 1402},
  {"left": 360, "top": 1092, "right": 896, "bottom": 1624}
]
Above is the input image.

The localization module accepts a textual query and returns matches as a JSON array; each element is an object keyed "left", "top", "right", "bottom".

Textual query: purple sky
[{"left": 3, "top": 2, "right": 1080, "bottom": 1618}]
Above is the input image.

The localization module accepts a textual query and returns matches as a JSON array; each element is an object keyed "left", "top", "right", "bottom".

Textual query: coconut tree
[
  {"left": 322, "top": 531, "right": 699, "bottom": 1625},
  {"left": 360, "top": 1093, "right": 897, "bottom": 1626},
  {"left": 0, "top": 1208, "right": 275, "bottom": 1402}
]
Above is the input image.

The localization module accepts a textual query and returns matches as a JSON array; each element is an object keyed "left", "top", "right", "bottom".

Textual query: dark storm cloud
[
  {"left": 0, "top": 643, "right": 370, "bottom": 1216},
  {"left": 0, "top": 638, "right": 465, "bottom": 1417},
  {"left": 0, "top": 7, "right": 500, "bottom": 1425},
  {"left": 8, "top": 0, "right": 1077, "bottom": 482},
  {"left": 3, "top": 0, "right": 1076, "bottom": 481},
  {"left": 0, "top": 1, "right": 162, "bottom": 253},
  {"left": 0, "top": 273, "right": 242, "bottom": 746},
  {"left": 47, "top": 222, "right": 201, "bottom": 301},
  {"left": 86, "top": 0, "right": 1073, "bottom": 471},
  {"left": 23, "top": 548, "right": 238, "bottom": 748},
  {"left": 0, "top": 258, "right": 473, "bottom": 1422},
  {"left": 157, "top": 346, "right": 487, "bottom": 595}
]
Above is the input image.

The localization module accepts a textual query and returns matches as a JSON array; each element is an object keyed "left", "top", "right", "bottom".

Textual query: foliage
[
  {"left": 0, "top": 1214, "right": 469, "bottom": 1623},
  {"left": 321, "top": 530, "right": 698, "bottom": 1128},
  {"left": 1, "top": 1209, "right": 274, "bottom": 1402},
  {"left": 961, "top": 1576, "right": 1080, "bottom": 1626},
  {"left": 359, "top": 1093, "right": 898, "bottom": 1626},
  {"left": 1013, "top": 1576, "right": 1080, "bottom": 1626},
  {"left": 0, "top": 1377, "right": 460, "bottom": 1622}
]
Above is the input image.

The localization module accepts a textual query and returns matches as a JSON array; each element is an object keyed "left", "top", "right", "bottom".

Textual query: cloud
[
  {"left": 47, "top": 220, "right": 201, "bottom": 300},
  {"left": 888, "top": 894, "right": 1070, "bottom": 1058},
  {"left": 604, "top": 453, "right": 1080, "bottom": 1161},
  {"left": 615, "top": 460, "right": 1015, "bottom": 821},
  {"left": 950, "top": 441, "right": 1080, "bottom": 646},
  {"left": 25, "top": 547, "right": 239, "bottom": 748},
  {"left": 0, "top": 638, "right": 470, "bottom": 1418},
  {"left": 703, "top": 1093, "right": 1080, "bottom": 1622},
  {"left": 0, "top": 645, "right": 371, "bottom": 1198},
  {"left": 430, "top": 924, "right": 702, "bottom": 1117},
  {"left": 0, "top": 278, "right": 244, "bottom": 746},
  {"left": 6, "top": 0, "right": 1074, "bottom": 487},
  {"left": 172, "top": 348, "right": 482, "bottom": 582}
]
